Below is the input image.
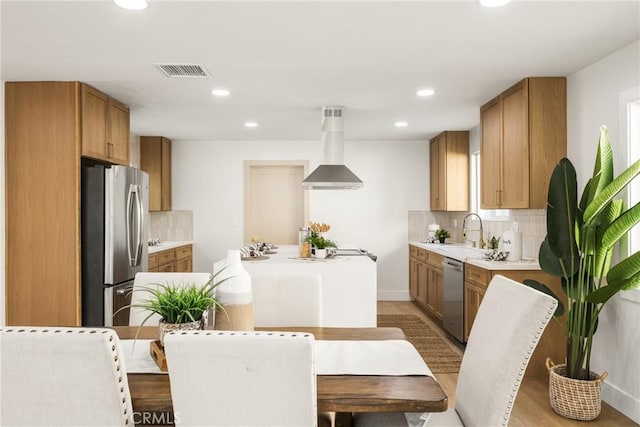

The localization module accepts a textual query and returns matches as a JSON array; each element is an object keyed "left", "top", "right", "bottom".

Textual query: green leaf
[
  {"left": 587, "top": 271, "right": 640, "bottom": 304},
  {"left": 592, "top": 200, "right": 622, "bottom": 277},
  {"left": 578, "top": 177, "right": 593, "bottom": 229},
  {"left": 546, "top": 159, "right": 579, "bottom": 262},
  {"left": 586, "top": 126, "right": 614, "bottom": 206},
  {"left": 602, "top": 201, "right": 640, "bottom": 249},
  {"left": 539, "top": 236, "right": 577, "bottom": 279},
  {"left": 607, "top": 251, "right": 640, "bottom": 283},
  {"left": 583, "top": 158, "right": 640, "bottom": 226},
  {"left": 522, "top": 279, "right": 564, "bottom": 316}
]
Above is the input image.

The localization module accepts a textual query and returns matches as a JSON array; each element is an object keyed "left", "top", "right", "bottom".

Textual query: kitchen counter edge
[
  {"left": 408, "top": 241, "right": 541, "bottom": 271},
  {"left": 148, "top": 241, "right": 193, "bottom": 254}
]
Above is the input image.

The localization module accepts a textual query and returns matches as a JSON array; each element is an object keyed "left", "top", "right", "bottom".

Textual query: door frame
[{"left": 243, "top": 160, "right": 310, "bottom": 243}]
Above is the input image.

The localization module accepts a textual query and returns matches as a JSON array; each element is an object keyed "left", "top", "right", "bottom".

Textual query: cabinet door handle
[{"left": 495, "top": 190, "right": 499, "bottom": 206}]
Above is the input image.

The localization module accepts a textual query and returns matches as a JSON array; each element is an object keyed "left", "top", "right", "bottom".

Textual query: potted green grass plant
[
  {"left": 525, "top": 126, "right": 640, "bottom": 420},
  {"left": 434, "top": 228, "right": 451, "bottom": 244},
  {"left": 121, "top": 271, "right": 229, "bottom": 346}
]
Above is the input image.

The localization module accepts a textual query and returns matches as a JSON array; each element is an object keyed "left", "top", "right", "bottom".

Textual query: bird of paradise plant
[{"left": 525, "top": 126, "right": 640, "bottom": 380}]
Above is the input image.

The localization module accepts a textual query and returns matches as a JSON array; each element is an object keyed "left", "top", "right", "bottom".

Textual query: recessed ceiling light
[
  {"left": 211, "top": 89, "right": 230, "bottom": 97},
  {"left": 244, "top": 122, "right": 258, "bottom": 128},
  {"left": 114, "top": 0, "right": 147, "bottom": 10},
  {"left": 479, "top": 0, "right": 511, "bottom": 7},
  {"left": 395, "top": 121, "right": 409, "bottom": 128},
  {"left": 417, "top": 89, "right": 435, "bottom": 97}
]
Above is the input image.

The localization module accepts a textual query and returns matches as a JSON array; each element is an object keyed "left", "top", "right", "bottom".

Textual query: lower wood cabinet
[
  {"left": 426, "top": 264, "right": 443, "bottom": 319},
  {"left": 464, "top": 263, "right": 565, "bottom": 377},
  {"left": 149, "top": 244, "right": 193, "bottom": 273},
  {"left": 409, "top": 244, "right": 565, "bottom": 378},
  {"left": 409, "top": 245, "right": 443, "bottom": 321},
  {"left": 464, "top": 281, "right": 486, "bottom": 342}
]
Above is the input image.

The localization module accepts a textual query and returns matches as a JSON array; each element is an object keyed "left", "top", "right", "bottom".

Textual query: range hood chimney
[{"left": 302, "top": 106, "right": 363, "bottom": 190}]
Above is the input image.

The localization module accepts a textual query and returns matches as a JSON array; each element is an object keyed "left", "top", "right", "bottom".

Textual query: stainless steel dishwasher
[{"left": 442, "top": 257, "right": 464, "bottom": 342}]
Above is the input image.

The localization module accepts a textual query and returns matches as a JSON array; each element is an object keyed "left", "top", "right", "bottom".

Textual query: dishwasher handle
[{"left": 442, "top": 258, "right": 463, "bottom": 271}]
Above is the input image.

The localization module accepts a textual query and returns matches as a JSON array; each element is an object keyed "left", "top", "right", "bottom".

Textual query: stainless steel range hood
[{"left": 303, "top": 106, "right": 363, "bottom": 190}]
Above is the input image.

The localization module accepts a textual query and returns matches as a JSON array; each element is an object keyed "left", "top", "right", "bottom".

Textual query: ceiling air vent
[{"left": 154, "top": 63, "right": 211, "bottom": 78}]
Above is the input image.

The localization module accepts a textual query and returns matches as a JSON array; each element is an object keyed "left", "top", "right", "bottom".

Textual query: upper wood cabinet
[
  {"left": 5, "top": 81, "right": 131, "bottom": 327},
  {"left": 429, "top": 131, "right": 469, "bottom": 211},
  {"left": 480, "top": 77, "right": 566, "bottom": 209},
  {"left": 6, "top": 82, "right": 78, "bottom": 325},
  {"left": 80, "top": 83, "right": 130, "bottom": 166},
  {"left": 108, "top": 98, "right": 131, "bottom": 165},
  {"left": 140, "top": 136, "right": 172, "bottom": 211}
]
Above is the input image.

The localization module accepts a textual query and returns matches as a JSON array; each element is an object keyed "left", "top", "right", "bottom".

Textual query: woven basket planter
[{"left": 546, "top": 358, "right": 608, "bottom": 421}]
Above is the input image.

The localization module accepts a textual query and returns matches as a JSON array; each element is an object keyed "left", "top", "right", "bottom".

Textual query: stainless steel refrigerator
[{"left": 81, "top": 164, "right": 149, "bottom": 326}]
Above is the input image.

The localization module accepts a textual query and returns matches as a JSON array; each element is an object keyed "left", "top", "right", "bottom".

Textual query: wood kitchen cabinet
[
  {"left": 409, "top": 246, "right": 425, "bottom": 306},
  {"left": 464, "top": 263, "right": 565, "bottom": 377},
  {"left": 408, "top": 245, "right": 443, "bottom": 321},
  {"left": 463, "top": 264, "right": 490, "bottom": 341},
  {"left": 429, "top": 131, "right": 469, "bottom": 212},
  {"left": 480, "top": 77, "right": 566, "bottom": 209},
  {"left": 175, "top": 245, "right": 193, "bottom": 272},
  {"left": 149, "top": 244, "right": 192, "bottom": 273},
  {"left": 424, "top": 251, "right": 444, "bottom": 319},
  {"left": 81, "top": 83, "right": 130, "bottom": 166},
  {"left": 416, "top": 262, "right": 428, "bottom": 307},
  {"left": 5, "top": 81, "right": 130, "bottom": 326},
  {"left": 140, "top": 136, "right": 172, "bottom": 211}
]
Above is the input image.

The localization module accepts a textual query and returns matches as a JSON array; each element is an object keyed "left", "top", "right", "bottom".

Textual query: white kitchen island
[{"left": 236, "top": 246, "right": 377, "bottom": 327}]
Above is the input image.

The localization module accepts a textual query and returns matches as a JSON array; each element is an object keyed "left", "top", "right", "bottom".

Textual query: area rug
[{"left": 377, "top": 314, "right": 462, "bottom": 374}]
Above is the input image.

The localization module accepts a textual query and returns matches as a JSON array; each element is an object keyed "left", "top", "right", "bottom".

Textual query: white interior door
[{"left": 245, "top": 161, "right": 309, "bottom": 245}]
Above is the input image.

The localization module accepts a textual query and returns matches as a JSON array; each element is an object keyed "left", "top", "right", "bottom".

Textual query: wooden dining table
[{"left": 114, "top": 326, "right": 448, "bottom": 426}]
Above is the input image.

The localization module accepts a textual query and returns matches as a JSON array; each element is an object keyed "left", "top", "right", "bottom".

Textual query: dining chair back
[
  {"left": 251, "top": 273, "right": 323, "bottom": 327},
  {"left": 164, "top": 330, "right": 317, "bottom": 426},
  {"left": 129, "top": 272, "right": 213, "bottom": 326},
  {"left": 0, "top": 327, "right": 133, "bottom": 426},
  {"left": 353, "top": 274, "right": 558, "bottom": 427}
]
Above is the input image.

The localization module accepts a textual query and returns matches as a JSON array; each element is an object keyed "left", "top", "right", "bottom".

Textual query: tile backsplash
[
  {"left": 149, "top": 210, "right": 193, "bottom": 242},
  {"left": 408, "top": 210, "right": 546, "bottom": 259}
]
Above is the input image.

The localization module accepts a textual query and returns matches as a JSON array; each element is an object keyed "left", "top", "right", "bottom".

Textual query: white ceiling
[{"left": 1, "top": 0, "right": 639, "bottom": 142}]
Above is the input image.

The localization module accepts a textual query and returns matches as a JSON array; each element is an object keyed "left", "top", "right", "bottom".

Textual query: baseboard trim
[
  {"left": 602, "top": 380, "right": 640, "bottom": 423},
  {"left": 377, "top": 290, "right": 411, "bottom": 301}
]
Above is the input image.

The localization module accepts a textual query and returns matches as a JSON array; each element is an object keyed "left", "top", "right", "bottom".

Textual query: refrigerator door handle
[
  {"left": 126, "top": 185, "right": 134, "bottom": 265},
  {"left": 126, "top": 184, "right": 143, "bottom": 267},
  {"left": 134, "top": 184, "right": 144, "bottom": 266}
]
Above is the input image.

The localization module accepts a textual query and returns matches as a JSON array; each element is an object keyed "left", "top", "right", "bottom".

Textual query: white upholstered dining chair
[
  {"left": 163, "top": 330, "right": 320, "bottom": 426},
  {"left": 251, "top": 273, "right": 323, "bottom": 327},
  {"left": 0, "top": 327, "right": 134, "bottom": 426},
  {"left": 128, "top": 272, "right": 213, "bottom": 326},
  {"left": 353, "top": 275, "right": 558, "bottom": 427}
]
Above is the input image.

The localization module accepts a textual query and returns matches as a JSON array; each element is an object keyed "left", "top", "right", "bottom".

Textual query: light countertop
[
  {"left": 409, "top": 241, "right": 541, "bottom": 271},
  {"left": 148, "top": 241, "right": 192, "bottom": 254},
  {"left": 240, "top": 245, "right": 374, "bottom": 265}
]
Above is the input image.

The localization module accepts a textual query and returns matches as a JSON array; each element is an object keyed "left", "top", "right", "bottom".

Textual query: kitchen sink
[{"left": 437, "top": 246, "right": 485, "bottom": 259}]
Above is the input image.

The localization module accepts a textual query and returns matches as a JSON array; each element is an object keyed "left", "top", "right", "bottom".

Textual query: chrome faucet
[{"left": 463, "top": 213, "right": 485, "bottom": 249}]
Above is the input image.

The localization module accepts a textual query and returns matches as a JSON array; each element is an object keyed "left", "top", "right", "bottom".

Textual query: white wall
[
  {"left": 567, "top": 39, "right": 640, "bottom": 422},
  {"left": 0, "top": 82, "right": 5, "bottom": 327},
  {"left": 171, "top": 138, "right": 428, "bottom": 301}
]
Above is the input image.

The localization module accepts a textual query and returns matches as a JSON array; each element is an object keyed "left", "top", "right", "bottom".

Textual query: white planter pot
[{"left": 314, "top": 249, "right": 327, "bottom": 259}]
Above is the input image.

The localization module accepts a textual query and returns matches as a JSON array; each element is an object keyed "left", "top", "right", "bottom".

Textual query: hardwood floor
[{"left": 378, "top": 301, "right": 638, "bottom": 427}]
